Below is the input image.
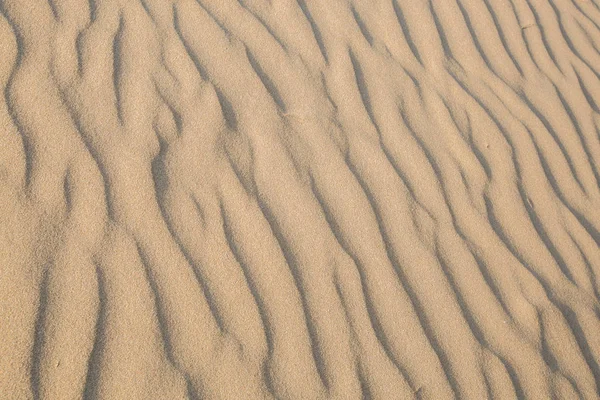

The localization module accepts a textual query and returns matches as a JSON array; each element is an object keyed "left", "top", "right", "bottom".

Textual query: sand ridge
[{"left": 0, "top": 0, "right": 599, "bottom": 398}]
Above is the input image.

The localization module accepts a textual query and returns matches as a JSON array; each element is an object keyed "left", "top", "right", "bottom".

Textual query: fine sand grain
[{"left": 1, "top": 0, "right": 600, "bottom": 398}]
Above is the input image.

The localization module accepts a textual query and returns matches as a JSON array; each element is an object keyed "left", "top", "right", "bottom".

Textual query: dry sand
[{"left": 1, "top": 0, "right": 600, "bottom": 398}]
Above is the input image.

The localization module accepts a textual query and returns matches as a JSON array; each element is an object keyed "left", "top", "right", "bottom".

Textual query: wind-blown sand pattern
[{"left": 1, "top": 0, "right": 600, "bottom": 398}]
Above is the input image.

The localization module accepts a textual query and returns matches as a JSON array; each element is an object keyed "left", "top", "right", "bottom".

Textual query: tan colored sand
[{"left": 1, "top": 0, "right": 600, "bottom": 398}]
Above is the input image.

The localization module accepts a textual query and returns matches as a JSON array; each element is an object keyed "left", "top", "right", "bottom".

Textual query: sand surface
[{"left": 1, "top": 0, "right": 600, "bottom": 398}]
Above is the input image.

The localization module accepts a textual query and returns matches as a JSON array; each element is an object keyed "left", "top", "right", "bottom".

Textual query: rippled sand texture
[{"left": 1, "top": 0, "right": 600, "bottom": 398}]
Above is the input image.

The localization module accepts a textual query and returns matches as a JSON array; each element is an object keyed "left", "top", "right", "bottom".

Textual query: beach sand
[{"left": 1, "top": 0, "right": 600, "bottom": 398}]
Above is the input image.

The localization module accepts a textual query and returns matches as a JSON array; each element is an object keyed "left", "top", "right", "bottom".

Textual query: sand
[{"left": 0, "top": 0, "right": 599, "bottom": 398}]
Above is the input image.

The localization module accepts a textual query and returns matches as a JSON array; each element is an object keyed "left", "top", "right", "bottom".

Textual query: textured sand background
[{"left": 1, "top": 0, "right": 600, "bottom": 398}]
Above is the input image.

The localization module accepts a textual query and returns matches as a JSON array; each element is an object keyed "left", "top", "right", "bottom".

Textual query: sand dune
[{"left": 0, "top": 0, "right": 599, "bottom": 398}]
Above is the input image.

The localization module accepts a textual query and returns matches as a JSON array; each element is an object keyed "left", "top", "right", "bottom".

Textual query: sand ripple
[{"left": 0, "top": 0, "right": 599, "bottom": 398}]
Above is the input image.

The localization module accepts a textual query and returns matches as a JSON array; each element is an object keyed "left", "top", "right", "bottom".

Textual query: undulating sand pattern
[{"left": 1, "top": 0, "right": 600, "bottom": 398}]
